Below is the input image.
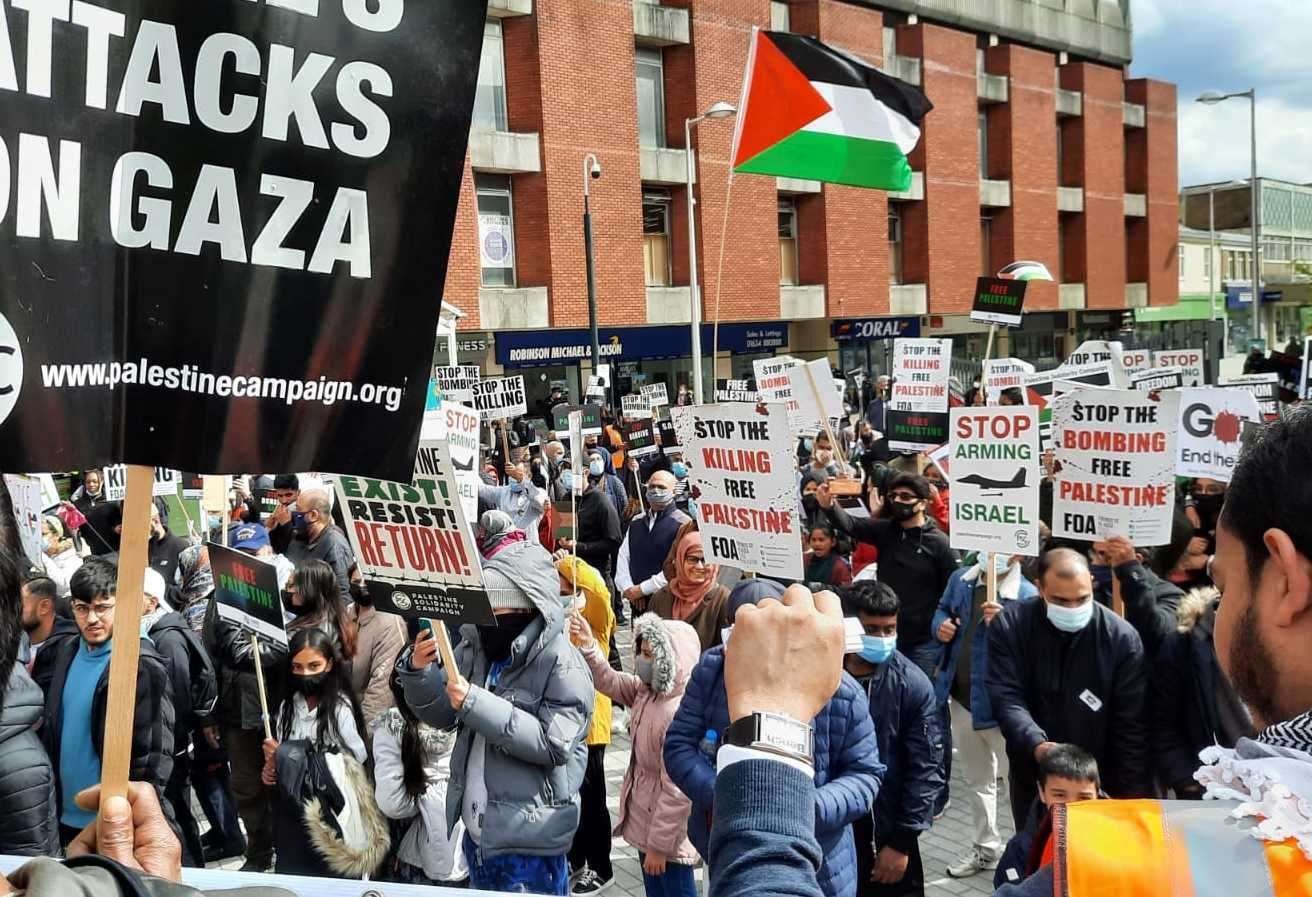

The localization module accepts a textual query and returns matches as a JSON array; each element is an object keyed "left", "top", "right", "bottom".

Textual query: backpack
[{"left": 158, "top": 620, "right": 219, "bottom": 722}]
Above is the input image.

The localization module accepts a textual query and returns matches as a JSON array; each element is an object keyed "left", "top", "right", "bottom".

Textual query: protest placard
[
  {"left": 210, "top": 543, "right": 286, "bottom": 645},
  {"left": 624, "top": 420, "right": 659, "bottom": 457},
  {"left": 948, "top": 407, "right": 1040, "bottom": 557},
  {"left": 1302, "top": 337, "right": 1312, "bottom": 400},
  {"left": 622, "top": 393, "right": 653, "bottom": 420},
  {"left": 553, "top": 403, "right": 604, "bottom": 437},
  {"left": 336, "top": 439, "right": 490, "bottom": 625},
  {"left": 983, "top": 358, "right": 1035, "bottom": 404},
  {"left": 104, "top": 466, "right": 179, "bottom": 501},
  {"left": 715, "top": 379, "right": 759, "bottom": 402},
  {"left": 421, "top": 400, "right": 480, "bottom": 525},
  {"left": 1120, "top": 348, "right": 1153, "bottom": 375},
  {"left": 585, "top": 376, "right": 607, "bottom": 402},
  {"left": 0, "top": 3, "right": 487, "bottom": 482},
  {"left": 3, "top": 474, "right": 44, "bottom": 567},
  {"left": 753, "top": 356, "right": 806, "bottom": 434},
  {"left": 787, "top": 359, "right": 844, "bottom": 437},
  {"left": 1176, "top": 388, "right": 1263, "bottom": 482},
  {"left": 473, "top": 376, "right": 527, "bottom": 420},
  {"left": 1051, "top": 388, "right": 1180, "bottom": 545},
  {"left": 670, "top": 403, "right": 802, "bottom": 579},
  {"left": 568, "top": 411, "right": 586, "bottom": 495},
  {"left": 970, "top": 277, "right": 1027, "bottom": 327},
  {"left": 433, "top": 365, "right": 481, "bottom": 405},
  {"left": 1129, "top": 367, "right": 1185, "bottom": 393},
  {"left": 1220, "top": 373, "right": 1280, "bottom": 421},
  {"left": 642, "top": 382, "right": 670, "bottom": 408},
  {"left": 1154, "top": 348, "right": 1205, "bottom": 387},
  {"left": 888, "top": 338, "right": 952, "bottom": 451},
  {"left": 1024, "top": 362, "right": 1115, "bottom": 446},
  {"left": 35, "top": 474, "right": 61, "bottom": 512},
  {"left": 658, "top": 419, "right": 680, "bottom": 449}
]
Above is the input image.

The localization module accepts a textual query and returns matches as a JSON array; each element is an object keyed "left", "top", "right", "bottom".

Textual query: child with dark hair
[
  {"left": 993, "top": 744, "right": 1100, "bottom": 890},
  {"left": 805, "top": 523, "right": 853, "bottom": 588},
  {"left": 262, "top": 627, "right": 383, "bottom": 879},
  {"left": 372, "top": 672, "right": 468, "bottom": 886}
]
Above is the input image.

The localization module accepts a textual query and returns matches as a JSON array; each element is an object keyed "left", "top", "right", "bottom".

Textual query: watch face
[{"left": 758, "top": 713, "right": 812, "bottom": 757}]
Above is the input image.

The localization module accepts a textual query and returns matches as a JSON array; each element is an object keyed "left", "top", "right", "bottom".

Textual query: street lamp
[
  {"left": 1197, "top": 88, "right": 1260, "bottom": 350},
  {"left": 582, "top": 154, "right": 603, "bottom": 378},
  {"left": 685, "top": 101, "right": 737, "bottom": 404}
]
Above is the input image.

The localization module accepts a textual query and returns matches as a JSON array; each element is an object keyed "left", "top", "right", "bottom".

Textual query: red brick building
[{"left": 441, "top": 0, "right": 1178, "bottom": 405}]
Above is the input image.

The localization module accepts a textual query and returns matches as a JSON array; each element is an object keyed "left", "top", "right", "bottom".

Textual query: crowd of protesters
[{"left": 0, "top": 368, "right": 1280, "bottom": 897}]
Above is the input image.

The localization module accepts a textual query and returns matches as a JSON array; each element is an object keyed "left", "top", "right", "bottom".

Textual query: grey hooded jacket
[
  {"left": 397, "top": 539, "right": 593, "bottom": 858},
  {"left": 0, "top": 662, "right": 58, "bottom": 856}
]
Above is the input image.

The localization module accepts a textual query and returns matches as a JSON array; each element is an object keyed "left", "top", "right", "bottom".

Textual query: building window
[
  {"left": 1058, "top": 215, "right": 1068, "bottom": 283},
  {"left": 476, "top": 174, "right": 515, "bottom": 287},
  {"left": 636, "top": 48, "right": 667, "bottom": 148},
  {"left": 888, "top": 205, "right": 903, "bottom": 284},
  {"left": 472, "top": 19, "right": 507, "bottom": 132},
  {"left": 1203, "top": 247, "right": 1211, "bottom": 279},
  {"left": 770, "top": 1, "right": 790, "bottom": 31},
  {"left": 883, "top": 26, "right": 897, "bottom": 60},
  {"left": 981, "top": 217, "right": 993, "bottom": 277},
  {"left": 779, "top": 198, "right": 799, "bottom": 286},
  {"left": 643, "top": 190, "right": 672, "bottom": 287},
  {"left": 977, "top": 110, "right": 989, "bottom": 179},
  {"left": 1178, "top": 243, "right": 1185, "bottom": 281}
]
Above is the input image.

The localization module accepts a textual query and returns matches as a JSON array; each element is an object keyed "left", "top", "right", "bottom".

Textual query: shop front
[{"left": 494, "top": 322, "right": 788, "bottom": 413}]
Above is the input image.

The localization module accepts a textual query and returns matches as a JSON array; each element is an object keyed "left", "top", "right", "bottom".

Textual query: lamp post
[
  {"left": 685, "top": 101, "right": 737, "bottom": 404},
  {"left": 582, "top": 154, "right": 602, "bottom": 375},
  {"left": 1197, "top": 88, "right": 1260, "bottom": 350}
]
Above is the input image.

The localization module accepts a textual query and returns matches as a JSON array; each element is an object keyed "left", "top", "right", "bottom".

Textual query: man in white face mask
[{"left": 985, "top": 547, "right": 1150, "bottom": 827}]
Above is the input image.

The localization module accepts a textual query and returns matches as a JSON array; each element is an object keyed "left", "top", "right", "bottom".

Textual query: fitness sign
[{"left": 0, "top": 0, "right": 488, "bottom": 481}]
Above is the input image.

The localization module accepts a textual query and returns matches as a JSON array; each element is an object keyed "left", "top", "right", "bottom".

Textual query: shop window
[
  {"left": 636, "top": 48, "right": 667, "bottom": 148},
  {"left": 779, "top": 198, "right": 799, "bottom": 286},
  {"left": 476, "top": 174, "right": 515, "bottom": 288},
  {"left": 472, "top": 19, "right": 508, "bottom": 132},
  {"left": 643, "top": 190, "right": 672, "bottom": 287},
  {"left": 889, "top": 206, "right": 903, "bottom": 284}
]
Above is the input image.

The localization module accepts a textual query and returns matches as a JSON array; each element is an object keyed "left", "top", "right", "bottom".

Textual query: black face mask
[
  {"left": 1194, "top": 493, "right": 1224, "bottom": 519},
  {"left": 889, "top": 500, "right": 920, "bottom": 521},
  {"left": 282, "top": 591, "right": 311, "bottom": 617},
  {"left": 294, "top": 672, "right": 327, "bottom": 696},
  {"left": 478, "top": 612, "right": 537, "bottom": 663},
  {"left": 802, "top": 495, "right": 820, "bottom": 515},
  {"left": 861, "top": 433, "right": 874, "bottom": 446}
]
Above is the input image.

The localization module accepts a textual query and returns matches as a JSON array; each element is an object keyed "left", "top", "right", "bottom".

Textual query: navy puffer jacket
[
  {"left": 665, "top": 646, "right": 884, "bottom": 897},
  {"left": 0, "top": 663, "right": 58, "bottom": 855}
]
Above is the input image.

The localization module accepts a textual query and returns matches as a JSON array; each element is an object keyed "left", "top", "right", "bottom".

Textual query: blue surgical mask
[
  {"left": 509, "top": 481, "right": 524, "bottom": 493},
  {"left": 858, "top": 635, "right": 896, "bottom": 665},
  {"left": 671, "top": 462, "right": 688, "bottom": 479},
  {"left": 1046, "top": 599, "right": 1094, "bottom": 633},
  {"left": 562, "top": 470, "right": 577, "bottom": 492},
  {"left": 588, "top": 457, "right": 606, "bottom": 477}
]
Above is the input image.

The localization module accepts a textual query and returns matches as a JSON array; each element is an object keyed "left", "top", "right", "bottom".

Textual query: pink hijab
[{"left": 668, "top": 531, "right": 719, "bottom": 621}]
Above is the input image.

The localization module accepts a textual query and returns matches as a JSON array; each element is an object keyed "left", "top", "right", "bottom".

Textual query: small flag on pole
[{"left": 730, "top": 29, "right": 933, "bottom": 192}]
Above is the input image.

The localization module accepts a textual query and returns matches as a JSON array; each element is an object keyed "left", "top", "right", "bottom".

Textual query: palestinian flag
[{"left": 731, "top": 29, "right": 933, "bottom": 191}]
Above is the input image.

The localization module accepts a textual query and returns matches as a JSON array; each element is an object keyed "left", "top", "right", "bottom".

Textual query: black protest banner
[
  {"left": 1220, "top": 374, "right": 1280, "bottom": 421},
  {"left": 658, "top": 419, "right": 680, "bottom": 448},
  {"left": 1129, "top": 367, "right": 1185, "bottom": 393},
  {"left": 553, "top": 403, "right": 603, "bottom": 436},
  {"left": 0, "top": 2, "right": 488, "bottom": 482},
  {"left": 209, "top": 542, "right": 286, "bottom": 645},
  {"left": 970, "top": 277, "right": 1027, "bottom": 328},
  {"left": 715, "top": 378, "right": 758, "bottom": 402},
  {"left": 624, "top": 419, "right": 658, "bottom": 457},
  {"left": 336, "top": 438, "right": 491, "bottom": 626}
]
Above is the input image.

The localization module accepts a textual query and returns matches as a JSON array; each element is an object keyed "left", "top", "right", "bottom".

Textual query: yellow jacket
[{"left": 557, "top": 556, "right": 616, "bottom": 745}]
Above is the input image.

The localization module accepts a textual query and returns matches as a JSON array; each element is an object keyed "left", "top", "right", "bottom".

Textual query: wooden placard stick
[
  {"left": 431, "top": 618, "right": 459, "bottom": 677},
  {"left": 802, "top": 362, "right": 849, "bottom": 469},
  {"left": 249, "top": 632, "right": 274, "bottom": 741},
  {"left": 1112, "top": 573, "right": 1125, "bottom": 618},
  {"left": 500, "top": 421, "right": 512, "bottom": 470},
  {"left": 99, "top": 464, "right": 154, "bottom": 807},
  {"left": 984, "top": 323, "right": 998, "bottom": 364},
  {"left": 986, "top": 552, "right": 998, "bottom": 608}
]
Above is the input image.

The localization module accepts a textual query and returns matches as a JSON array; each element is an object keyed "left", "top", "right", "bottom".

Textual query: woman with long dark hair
[
  {"left": 286, "top": 559, "right": 358, "bottom": 661},
  {"left": 261, "top": 628, "right": 384, "bottom": 878},
  {"left": 373, "top": 672, "right": 467, "bottom": 886}
]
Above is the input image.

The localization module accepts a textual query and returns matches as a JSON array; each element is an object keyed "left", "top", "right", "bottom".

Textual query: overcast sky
[{"left": 1129, "top": 0, "right": 1310, "bottom": 188}]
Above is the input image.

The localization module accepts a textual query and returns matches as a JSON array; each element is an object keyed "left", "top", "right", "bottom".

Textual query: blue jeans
[
  {"left": 463, "top": 834, "right": 568, "bottom": 896},
  {"left": 638, "top": 853, "right": 698, "bottom": 897}
]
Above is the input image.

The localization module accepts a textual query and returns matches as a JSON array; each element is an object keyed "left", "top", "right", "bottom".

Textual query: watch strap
[{"left": 725, "top": 712, "right": 815, "bottom": 765}]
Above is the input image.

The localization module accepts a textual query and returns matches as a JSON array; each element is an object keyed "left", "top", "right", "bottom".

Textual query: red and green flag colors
[{"left": 730, "top": 29, "right": 933, "bottom": 192}]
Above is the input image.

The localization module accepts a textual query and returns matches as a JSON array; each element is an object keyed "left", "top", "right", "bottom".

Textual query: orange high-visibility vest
[{"left": 1049, "top": 799, "right": 1312, "bottom": 896}]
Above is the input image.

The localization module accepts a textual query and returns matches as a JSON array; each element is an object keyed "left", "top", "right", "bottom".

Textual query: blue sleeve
[
  {"left": 993, "top": 863, "right": 1053, "bottom": 897},
  {"left": 986, "top": 606, "right": 1047, "bottom": 758},
  {"left": 931, "top": 575, "right": 964, "bottom": 640},
  {"left": 889, "top": 674, "right": 943, "bottom": 847},
  {"left": 993, "top": 830, "right": 1035, "bottom": 891},
  {"left": 710, "top": 760, "right": 824, "bottom": 897},
  {"left": 813, "top": 687, "right": 883, "bottom": 835},
  {"left": 664, "top": 658, "right": 718, "bottom": 811}
]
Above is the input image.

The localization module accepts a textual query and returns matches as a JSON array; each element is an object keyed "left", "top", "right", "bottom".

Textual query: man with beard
[
  {"left": 283, "top": 487, "right": 356, "bottom": 598},
  {"left": 995, "top": 407, "right": 1312, "bottom": 894},
  {"left": 148, "top": 503, "right": 190, "bottom": 588}
]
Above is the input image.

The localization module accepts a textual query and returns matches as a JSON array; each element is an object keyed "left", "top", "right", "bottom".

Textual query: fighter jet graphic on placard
[{"left": 956, "top": 468, "right": 1026, "bottom": 495}]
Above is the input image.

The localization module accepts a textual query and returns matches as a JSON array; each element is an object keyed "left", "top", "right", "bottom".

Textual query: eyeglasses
[
  {"left": 686, "top": 555, "right": 709, "bottom": 568},
  {"left": 888, "top": 491, "right": 921, "bottom": 502},
  {"left": 72, "top": 602, "right": 116, "bottom": 619}
]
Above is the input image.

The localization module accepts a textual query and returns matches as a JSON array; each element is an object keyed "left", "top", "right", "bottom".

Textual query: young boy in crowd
[{"left": 994, "top": 744, "right": 1100, "bottom": 890}]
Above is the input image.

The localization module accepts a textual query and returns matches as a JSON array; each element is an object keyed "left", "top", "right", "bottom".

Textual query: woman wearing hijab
[
  {"left": 175, "top": 544, "right": 215, "bottom": 635},
  {"left": 646, "top": 531, "right": 730, "bottom": 652}
]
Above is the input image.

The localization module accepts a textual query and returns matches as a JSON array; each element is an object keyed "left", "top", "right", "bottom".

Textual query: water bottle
[{"left": 700, "top": 729, "right": 719, "bottom": 762}]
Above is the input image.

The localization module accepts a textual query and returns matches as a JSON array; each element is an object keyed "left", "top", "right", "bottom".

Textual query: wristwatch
[{"left": 725, "top": 712, "right": 815, "bottom": 766}]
